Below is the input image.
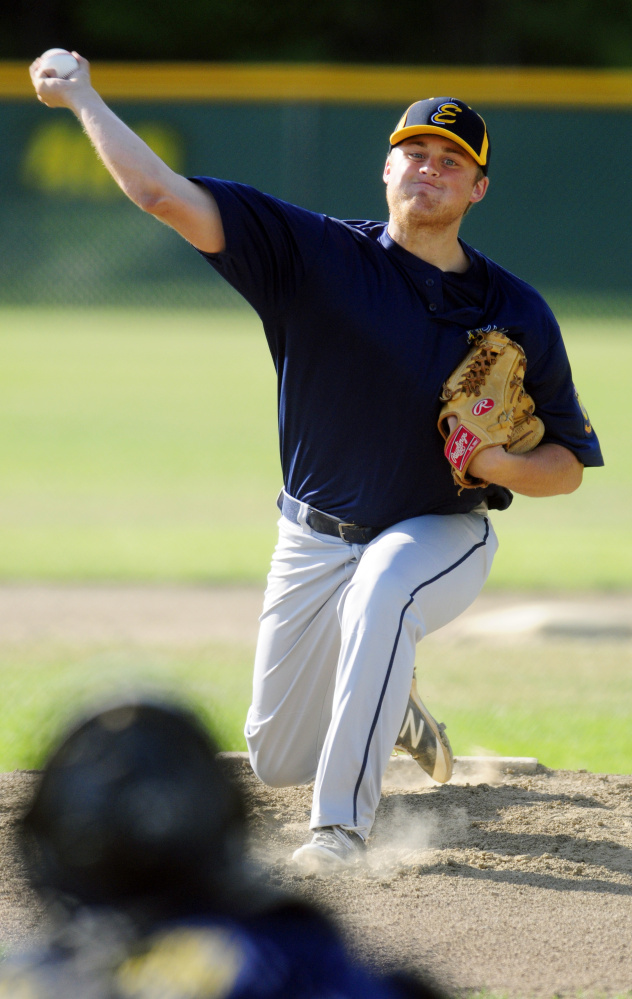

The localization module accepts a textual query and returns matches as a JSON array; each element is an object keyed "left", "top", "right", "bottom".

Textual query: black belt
[{"left": 278, "top": 493, "right": 382, "bottom": 545}]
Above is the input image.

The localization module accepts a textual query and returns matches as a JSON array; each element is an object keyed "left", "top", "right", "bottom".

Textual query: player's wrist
[
  {"left": 468, "top": 444, "right": 517, "bottom": 484},
  {"left": 64, "top": 82, "right": 102, "bottom": 117}
]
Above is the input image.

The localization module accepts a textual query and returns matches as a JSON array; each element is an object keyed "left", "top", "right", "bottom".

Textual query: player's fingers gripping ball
[
  {"left": 438, "top": 328, "right": 545, "bottom": 491},
  {"left": 38, "top": 48, "right": 79, "bottom": 79}
]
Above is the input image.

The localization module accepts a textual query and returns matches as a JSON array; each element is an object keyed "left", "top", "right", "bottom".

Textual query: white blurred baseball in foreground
[{"left": 39, "top": 49, "right": 79, "bottom": 79}]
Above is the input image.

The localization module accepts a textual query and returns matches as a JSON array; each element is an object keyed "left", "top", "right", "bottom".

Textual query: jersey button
[
  {"left": 429, "top": 302, "right": 438, "bottom": 312},
  {"left": 425, "top": 278, "right": 435, "bottom": 287}
]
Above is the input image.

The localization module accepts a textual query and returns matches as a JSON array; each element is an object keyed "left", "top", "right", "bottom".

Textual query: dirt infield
[
  {"left": 241, "top": 758, "right": 632, "bottom": 998},
  {"left": 1, "top": 584, "right": 631, "bottom": 646},
  {"left": 1, "top": 586, "right": 631, "bottom": 997},
  {"left": 2, "top": 758, "right": 632, "bottom": 997}
]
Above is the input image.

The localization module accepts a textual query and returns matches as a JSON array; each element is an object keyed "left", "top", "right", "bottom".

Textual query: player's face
[{"left": 383, "top": 136, "right": 488, "bottom": 229}]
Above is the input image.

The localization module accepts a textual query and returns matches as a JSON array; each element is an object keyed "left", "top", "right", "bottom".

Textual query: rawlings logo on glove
[
  {"left": 438, "top": 328, "right": 545, "bottom": 492},
  {"left": 446, "top": 426, "right": 482, "bottom": 472}
]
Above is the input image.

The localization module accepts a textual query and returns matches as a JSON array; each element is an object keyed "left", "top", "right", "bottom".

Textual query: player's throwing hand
[{"left": 30, "top": 51, "right": 91, "bottom": 109}]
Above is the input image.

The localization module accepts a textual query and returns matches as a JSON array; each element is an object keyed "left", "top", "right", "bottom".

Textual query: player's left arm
[
  {"left": 461, "top": 315, "right": 598, "bottom": 497},
  {"left": 468, "top": 441, "right": 583, "bottom": 497}
]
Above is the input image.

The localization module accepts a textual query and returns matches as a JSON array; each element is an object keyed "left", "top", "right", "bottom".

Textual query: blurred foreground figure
[{"left": 0, "top": 700, "right": 440, "bottom": 998}]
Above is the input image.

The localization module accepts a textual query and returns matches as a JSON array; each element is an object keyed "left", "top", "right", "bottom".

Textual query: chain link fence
[{"left": 2, "top": 97, "right": 631, "bottom": 317}]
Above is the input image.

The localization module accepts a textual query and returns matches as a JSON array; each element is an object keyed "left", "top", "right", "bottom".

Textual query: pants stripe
[{"left": 352, "top": 517, "right": 490, "bottom": 825}]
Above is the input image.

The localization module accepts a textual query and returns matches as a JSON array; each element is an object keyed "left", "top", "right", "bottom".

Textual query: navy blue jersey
[
  {"left": 0, "top": 905, "right": 425, "bottom": 999},
  {"left": 194, "top": 179, "right": 603, "bottom": 527}
]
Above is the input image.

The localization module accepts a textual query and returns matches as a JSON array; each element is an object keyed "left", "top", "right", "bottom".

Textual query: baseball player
[{"left": 30, "top": 57, "right": 603, "bottom": 873}]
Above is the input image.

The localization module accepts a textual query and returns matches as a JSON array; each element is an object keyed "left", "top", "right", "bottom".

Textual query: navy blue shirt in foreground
[
  {"left": 0, "top": 905, "right": 423, "bottom": 999},
  {"left": 194, "top": 179, "right": 603, "bottom": 527}
]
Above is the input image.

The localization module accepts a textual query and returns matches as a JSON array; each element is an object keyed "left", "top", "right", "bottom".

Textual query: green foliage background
[{"left": 4, "top": 0, "right": 632, "bottom": 65}]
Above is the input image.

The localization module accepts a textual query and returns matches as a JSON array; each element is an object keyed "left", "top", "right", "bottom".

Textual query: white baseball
[{"left": 39, "top": 48, "right": 79, "bottom": 80}]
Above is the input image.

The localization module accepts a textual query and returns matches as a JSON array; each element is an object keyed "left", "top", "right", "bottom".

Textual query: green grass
[
  {"left": 0, "top": 640, "right": 254, "bottom": 771},
  {"left": 419, "top": 636, "right": 632, "bottom": 775},
  {"left": 0, "top": 635, "right": 629, "bottom": 775},
  {"left": 0, "top": 307, "right": 629, "bottom": 588},
  {"left": 0, "top": 306, "right": 279, "bottom": 583}
]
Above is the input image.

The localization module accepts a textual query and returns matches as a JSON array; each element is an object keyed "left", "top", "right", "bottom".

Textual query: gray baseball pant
[{"left": 245, "top": 497, "right": 498, "bottom": 840}]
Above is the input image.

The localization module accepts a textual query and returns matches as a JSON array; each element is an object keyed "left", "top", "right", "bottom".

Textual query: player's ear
[
  {"left": 383, "top": 155, "right": 392, "bottom": 184},
  {"left": 470, "top": 174, "right": 489, "bottom": 205}
]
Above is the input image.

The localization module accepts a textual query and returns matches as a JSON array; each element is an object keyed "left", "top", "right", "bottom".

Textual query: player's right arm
[{"left": 29, "top": 53, "right": 225, "bottom": 253}]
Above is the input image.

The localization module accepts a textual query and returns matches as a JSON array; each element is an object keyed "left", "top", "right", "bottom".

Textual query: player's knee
[
  {"left": 247, "top": 743, "right": 284, "bottom": 786},
  {"left": 250, "top": 760, "right": 289, "bottom": 787},
  {"left": 249, "top": 751, "right": 310, "bottom": 788},
  {"left": 246, "top": 728, "right": 314, "bottom": 788}
]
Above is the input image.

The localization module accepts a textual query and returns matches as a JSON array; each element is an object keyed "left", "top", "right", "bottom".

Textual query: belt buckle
[{"left": 338, "top": 522, "right": 366, "bottom": 544}]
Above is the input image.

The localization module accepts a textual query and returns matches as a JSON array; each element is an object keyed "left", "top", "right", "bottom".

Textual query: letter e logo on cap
[{"left": 430, "top": 103, "right": 462, "bottom": 125}]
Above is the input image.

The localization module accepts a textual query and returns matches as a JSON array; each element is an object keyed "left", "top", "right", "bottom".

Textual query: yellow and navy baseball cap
[{"left": 389, "top": 97, "right": 490, "bottom": 173}]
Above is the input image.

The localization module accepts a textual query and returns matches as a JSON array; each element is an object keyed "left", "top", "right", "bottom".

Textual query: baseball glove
[{"left": 438, "top": 328, "right": 545, "bottom": 491}]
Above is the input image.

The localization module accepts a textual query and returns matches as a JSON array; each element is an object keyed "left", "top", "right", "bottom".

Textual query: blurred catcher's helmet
[{"left": 21, "top": 700, "right": 246, "bottom": 911}]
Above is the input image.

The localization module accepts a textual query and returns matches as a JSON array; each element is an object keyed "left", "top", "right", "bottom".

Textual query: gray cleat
[
  {"left": 395, "top": 670, "right": 453, "bottom": 782},
  {"left": 292, "top": 825, "right": 366, "bottom": 874}
]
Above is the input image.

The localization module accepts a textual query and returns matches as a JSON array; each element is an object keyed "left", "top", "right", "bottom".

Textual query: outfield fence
[{"left": 1, "top": 63, "right": 631, "bottom": 315}]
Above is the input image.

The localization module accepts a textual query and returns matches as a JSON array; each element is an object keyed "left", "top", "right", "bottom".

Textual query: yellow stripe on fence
[{"left": 4, "top": 61, "right": 632, "bottom": 106}]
